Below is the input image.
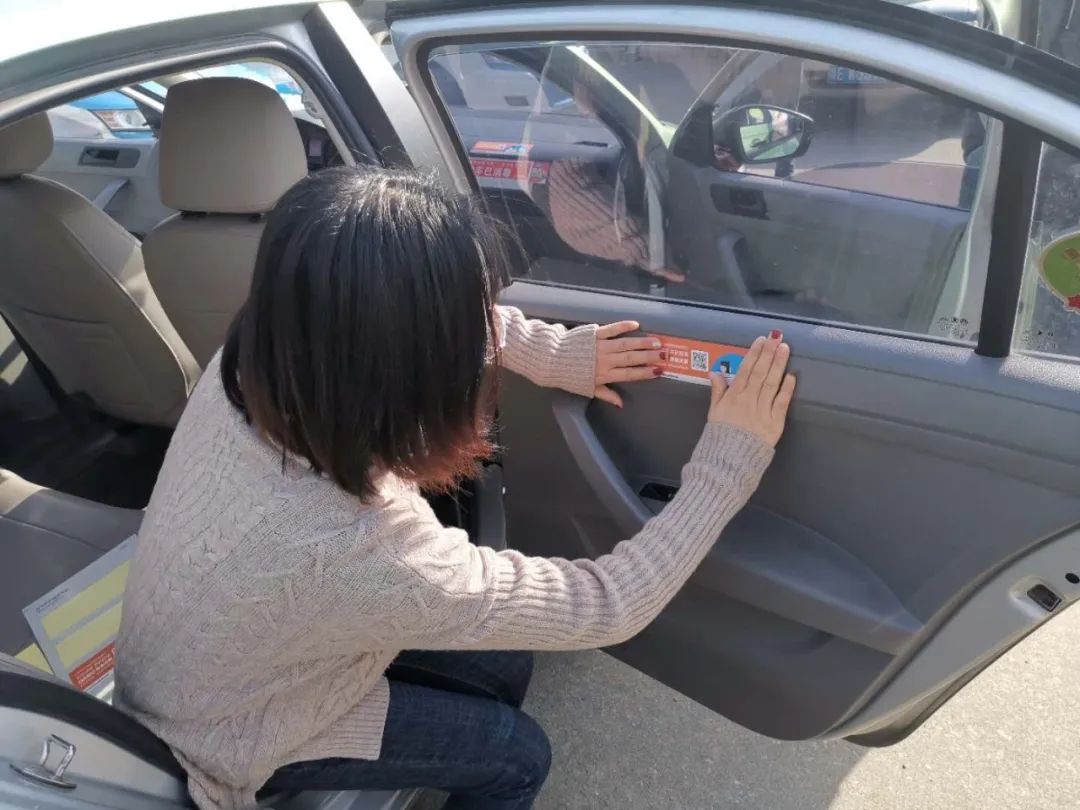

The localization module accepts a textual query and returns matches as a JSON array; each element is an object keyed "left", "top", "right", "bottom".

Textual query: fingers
[
  {"left": 600, "top": 336, "right": 663, "bottom": 354},
  {"left": 609, "top": 349, "right": 664, "bottom": 368},
  {"left": 651, "top": 267, "right": 687, "bottom": 283},
  {"left": 731, "top": 337, "right": 766, "bottom": 392},
  {"left": 746, "top": 336, "right": 780, "bottom": 394},
  {"left": 594, "top": 385, "right": 624, "bottom": 409},
  {"left": 730, "top": 336, "right": 766, "bottom": 393},
  {"left": 596, "top": 320, "right": 641, "bottom": 340},
  {"left": 772, "top": 373, "right": 796, "bottom": 420},
  {"left": 760, "top": 341, "right": 790, "bottom": 404},
  {"left": 709, "top": 372, "right": 728, "bottom": 408}
]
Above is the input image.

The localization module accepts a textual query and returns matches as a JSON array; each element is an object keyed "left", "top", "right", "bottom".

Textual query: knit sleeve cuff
[
  {"left": 495, "top": 305, "right": 598, "bottom": 398},
  {"left": 690, "top": 422, "right": 775, "bottom": 490},
  {"left": 549, "top": 323, "right": 598, "bottom": 398}
]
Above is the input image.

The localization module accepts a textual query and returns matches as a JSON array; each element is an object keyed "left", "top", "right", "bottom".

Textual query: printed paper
[{"left": 23, "top": 536, "right": 134, "bottom": 695}]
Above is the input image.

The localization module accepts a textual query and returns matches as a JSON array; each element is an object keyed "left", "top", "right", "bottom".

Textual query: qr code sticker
[{"left": 690, "top": 350, "right": 710, "bottom": 372}]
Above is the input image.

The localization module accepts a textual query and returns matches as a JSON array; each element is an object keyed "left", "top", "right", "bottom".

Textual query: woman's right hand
[{"left": 708, "top": 333, "right": 795, "bottom": 448}]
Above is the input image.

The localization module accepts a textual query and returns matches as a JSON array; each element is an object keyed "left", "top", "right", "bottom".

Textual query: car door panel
[
  {"left": 497, "top": 281, "right": 1080, "bottom": 739},
  {"left": 389, "top": 0, "right": 1080, "bottom": 742},
  {"left": 549, "top": 393, "right": 922, "bottom": 654},
  {"left": 668, "top": 164, "right": 968, "bottom": 331},
  {"left": 36, "top": 137, "right": 173, "bottom": 237}
]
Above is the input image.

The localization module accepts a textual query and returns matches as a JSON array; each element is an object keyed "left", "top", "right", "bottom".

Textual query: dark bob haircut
[{"left": 221, "top": 166, "right": 509, "bottom": 499}]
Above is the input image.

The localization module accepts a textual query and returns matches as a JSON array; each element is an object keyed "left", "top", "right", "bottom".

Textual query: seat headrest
[
  {"left": 0, "top": 113, "right": 53, "bottom": 179},
  {"left": 159, "top": 77, "right": 307, "bottom": 214}
]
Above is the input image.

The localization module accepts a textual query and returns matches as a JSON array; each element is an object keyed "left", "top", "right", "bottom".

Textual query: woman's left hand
[{"left": 594, "top": 321, "right": 665, "bottom": 408}]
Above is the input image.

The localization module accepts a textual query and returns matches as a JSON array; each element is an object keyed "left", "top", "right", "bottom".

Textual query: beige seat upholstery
[
  {"left": 143, "top": 77, "right": 307, "bottom": 367},
  {"left": 0, "top": 468, "right": 141, "bottom": 653},
  {"left": 0, "top": 114, "right": 199, "bottom": 427}
]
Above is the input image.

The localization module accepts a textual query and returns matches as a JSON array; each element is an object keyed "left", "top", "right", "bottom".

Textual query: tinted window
[{"left": 429, "top": 41, "right": 994, "bottom": 339}]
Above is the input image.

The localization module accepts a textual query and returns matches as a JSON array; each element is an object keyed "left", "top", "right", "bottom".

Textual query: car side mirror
[{"left": 714, "top": 104, "right": 814, "bottom": 165}]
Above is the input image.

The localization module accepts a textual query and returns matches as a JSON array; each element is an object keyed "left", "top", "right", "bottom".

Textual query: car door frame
[{"left": 385, "top": 0, "right": 1080, "bottom": 742}]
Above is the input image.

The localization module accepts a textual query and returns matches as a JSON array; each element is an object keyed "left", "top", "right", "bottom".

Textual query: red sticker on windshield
[
  {"left": 648, "top": 334, "right": 748, "bottom": 386},
  {"left": 470, "top": 157, "right": 549, "bottom": 183}
]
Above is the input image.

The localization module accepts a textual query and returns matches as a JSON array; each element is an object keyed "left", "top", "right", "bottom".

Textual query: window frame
[{"left": 390, "top": 2, "right": 1080, "bottom": 358}]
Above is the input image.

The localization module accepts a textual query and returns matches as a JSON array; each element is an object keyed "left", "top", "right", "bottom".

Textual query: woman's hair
[{"left": 221, "top": 166, "right": 509, "bottom": 499}]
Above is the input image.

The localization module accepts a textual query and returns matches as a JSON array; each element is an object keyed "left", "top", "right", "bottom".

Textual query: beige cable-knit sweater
[{"left": 115, "top": 305, "right": 773, "bottom": 810}]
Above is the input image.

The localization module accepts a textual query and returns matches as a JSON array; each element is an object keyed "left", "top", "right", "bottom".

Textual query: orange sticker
[
  {"left": 69, "top": 642, "right": 115, "bottom": 691},
  {"left": 470, "top": 157, "right": 549, "bottom": 183},
  {"left": 648, "top": 334, "right": 748, "bottom": 386}
]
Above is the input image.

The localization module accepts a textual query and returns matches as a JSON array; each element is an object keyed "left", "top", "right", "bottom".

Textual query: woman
[{"left": 115, "top": 167, "right": 795, "bottom": 810}]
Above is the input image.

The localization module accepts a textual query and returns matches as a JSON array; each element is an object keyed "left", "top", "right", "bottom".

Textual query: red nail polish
[
  {"left": 769, "top": 329, "right": 783, "bottom": 340},
  {"left": 652, "top": 367, "right": 663, "bottom": 377},
  {"left": 659, "top": 351, "right": 667, "bottom": 361}
]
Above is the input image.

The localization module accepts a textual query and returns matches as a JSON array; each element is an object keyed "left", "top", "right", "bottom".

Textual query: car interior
[
  {"left": 0, "top": 60, "right": 345, "bottom": 504},
  {"left": 0, "top": 66, "right": 338, "bottom": 631},
  {"left": 0, "top": 49, "right": 432, "bottom": 807},
  {"left": 0, "top": 49, "right": 505, "bottom": 806}
]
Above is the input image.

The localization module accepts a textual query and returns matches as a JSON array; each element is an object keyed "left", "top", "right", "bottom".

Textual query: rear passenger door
[
  {"left": 387, "top": 0, "right": 1080, "bottom": 743},
  {"left": 40, "top": 91, "right": 171, "bottom": 238}
]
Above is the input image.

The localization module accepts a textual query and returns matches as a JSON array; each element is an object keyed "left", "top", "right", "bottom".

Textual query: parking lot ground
[{"left": 524, "top": 604, "right": 1080, "bottom": 809}]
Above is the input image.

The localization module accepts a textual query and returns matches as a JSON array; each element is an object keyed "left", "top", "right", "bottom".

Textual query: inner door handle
[
  {"left": 552, "top": 393, "right": 651, "bottom": 536},
  {"left": 79, "top": 147, "right": 121, "bottom": 167},
  {"left": 711, "top": 184, "right": 768, "bottom": 219},
  {"left": 78, "top": 146, "right": 139, "bottom": 169}
]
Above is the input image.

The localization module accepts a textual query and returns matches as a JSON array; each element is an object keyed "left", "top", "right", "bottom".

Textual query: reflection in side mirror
[{"left": 714, "top": 104, "right": 814, "bottom": 166}]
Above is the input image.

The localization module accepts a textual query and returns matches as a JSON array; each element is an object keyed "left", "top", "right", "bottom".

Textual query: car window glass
[
  {"left": 1013, "top": 143, "right": 1080, "bottom": 359},
  {"left": 154, "top": 61, "right": 305, "bottom": 113},
  {"left": 428, "top": 41, "right": 995, "bottom": 340},
  {"left": 431, "top": 47, "right": 583, "bottom": 115},
  {"left": 46, "top": 90, "right": 153, "bottom": 140}
]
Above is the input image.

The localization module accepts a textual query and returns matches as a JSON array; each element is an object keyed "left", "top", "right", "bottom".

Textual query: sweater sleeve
[
  {"left": 495, "top": 305, "right": 597, "bottom": 399},
  {"left": 376, "top": 422, "right": 773, "bottom": 651}
]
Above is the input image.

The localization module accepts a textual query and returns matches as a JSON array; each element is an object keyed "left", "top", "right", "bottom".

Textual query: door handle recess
[
  {"left": 79, "top": 147, "right": 120, "bottom": 167},
  {"left": 711, "top": 184, "right": 768, "bottom": 219},
  {"left": 78, "top": 146, "right": 139, "bottom": 169},
  {"left": 551, "top": 393, "right": 651, "bottom": 536}
]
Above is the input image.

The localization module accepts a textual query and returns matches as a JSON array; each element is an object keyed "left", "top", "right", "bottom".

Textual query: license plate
[{"left": 827, "top": 66, "right": 888, "bottom": 85}]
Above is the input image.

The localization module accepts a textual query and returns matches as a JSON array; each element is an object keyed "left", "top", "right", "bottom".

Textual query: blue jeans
[{"left": 262, "top": 651, "right": 550, "bottom": 809}]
